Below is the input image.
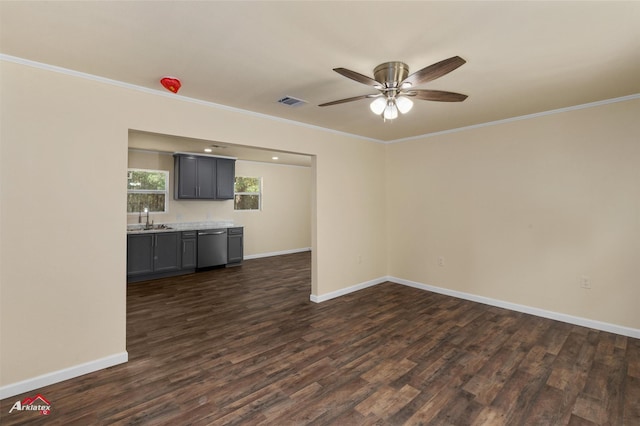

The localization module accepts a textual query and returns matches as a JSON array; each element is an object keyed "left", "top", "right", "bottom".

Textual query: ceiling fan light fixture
[
  {"left": 396, "top": 96, "right": 414, "bottom": 114},
  {"left": 370, "top": 97, "right": 387, "bottom": 115},
  {"left": 383, "top": 101, "right": 398, "bottom": 120},
  {"left": 320, "top": 56, "right": 467, "bottom": 122}
]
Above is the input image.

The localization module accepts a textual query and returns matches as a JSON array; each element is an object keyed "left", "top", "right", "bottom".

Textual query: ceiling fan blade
[
  {"left": 408, "top": 90, "right": 468, "bottom": 102},
  {"left": 333, "top": 68, "right": 382, "bottom": 87},
  {"left": 318, "top": 94, "right": 379, "bottom": 107},
  {"left": 401, "top": 56, "right": 466, "bottom": 87}
]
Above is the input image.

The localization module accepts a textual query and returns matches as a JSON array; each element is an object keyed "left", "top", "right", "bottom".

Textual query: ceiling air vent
[{"left": 277, "top": 96, "right": 307, "bottom": 107}]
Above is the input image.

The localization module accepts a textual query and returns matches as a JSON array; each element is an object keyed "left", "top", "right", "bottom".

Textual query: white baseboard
[
  {"left": 310, "top": 276, "right": 389, "bottom": 303},
  {"left": 0, "top": 352, "right": 128, "bottom": 400},
  {"left": 244, "top": 247, "right": 311, "bottom": 260},
  {"left": 310, "top": 275, "right": 640, "bottom": 339},
  {"left": 4, "top": 276, "right": 636, "bottom": 401},
  {"left": 391, "top": 277, "right": 640, "bottom": 339}
]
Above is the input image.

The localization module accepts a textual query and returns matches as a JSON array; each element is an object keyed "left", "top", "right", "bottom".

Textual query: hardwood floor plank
[
  {"left": 523, "top": 384, "right": 569, "bottom": 424},
  {"left": 431, "top": 389, "right": 484, "bottom": 425},
  {"left": 489, "top": 368, "right": 547, "bottom": 424},
  {"left": 567, "top": 413, "right": 600, "bottom": 426},
  {"left": 471, "top": 406, "right": 509, "bottom": 426},
  {"left": 572, "top": 394, "right": 608, "bottom": 424},
  {"left": 355, "top": 384, "right": 420, "bottom": 419},
  {"left": 360, "top": 358, "right": 417, "bottom": 385},
  {"left": 624, "top": 375, "right": 640, "bottom": 424},
  {"left": 462, "top": 346, "right": 527, "bottom": 405},
  {"left": 1, "top": 252, "right": 638, "bottom": 425}
]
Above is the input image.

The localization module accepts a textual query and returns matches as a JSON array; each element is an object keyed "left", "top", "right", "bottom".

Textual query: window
[
  {"left": 234, "top": 176, "right": 261, "bottom": 210},
  {"left": 127, "top": 169, "right": 169, "bottom": 213}
]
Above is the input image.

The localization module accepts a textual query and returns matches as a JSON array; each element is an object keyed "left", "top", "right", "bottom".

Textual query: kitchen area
[
  {"left": 127, "top": 223, "right": 244, "bottom": 282},
  {"left": 127, "top": 130, "right": 313, "bottom": 284}
]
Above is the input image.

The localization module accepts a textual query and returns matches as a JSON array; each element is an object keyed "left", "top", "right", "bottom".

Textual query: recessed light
[
  {"left": 272, "top": 156, "right": 279, "bottom": 160},
  {"left": 204, "top": 148, "right": 213, "bottom": 153}
]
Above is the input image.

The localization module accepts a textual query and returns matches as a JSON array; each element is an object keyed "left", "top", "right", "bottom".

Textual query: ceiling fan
[{"left": 319, "top": 56, "right": 468, "bottom": 120}]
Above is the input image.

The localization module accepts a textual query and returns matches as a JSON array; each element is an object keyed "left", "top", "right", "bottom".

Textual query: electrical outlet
[
  {"left": 580, "top": 275, "right": 592, "bottom": 289},
  {"left": 438, "top": 256, "right": 445, "bottom": 267},
  {"left": 357, "top": 255, "right": 362, "bottom": 264}
]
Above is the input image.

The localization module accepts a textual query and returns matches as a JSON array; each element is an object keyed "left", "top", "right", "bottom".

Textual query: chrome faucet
[
  {"left": 138, "top": 207, "right": 152, "bottom": 228},
  {"left": 138, "top": 204, "right": 145, "bottom": 224}
]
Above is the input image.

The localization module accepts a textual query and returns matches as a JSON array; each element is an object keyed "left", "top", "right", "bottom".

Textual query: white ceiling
[{"left": 2, "top": 1, "right": 639, "bottom": 143}]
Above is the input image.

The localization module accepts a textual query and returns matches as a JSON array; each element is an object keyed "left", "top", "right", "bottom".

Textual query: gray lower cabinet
[
  {"left": 128, "top": 226, "right": 243, "bottom": 282},
  {"left": 127, "top": 232, "right": 181, "bottom": 280},
  {"left": 227, "top": 227, "right": 244, "bottom": 265},
  {"left": 154, "top": 232, "right": 181, "bottom": 272},
  {"left": 127, "top": 234, "right": 154, "bottom": 275},
  {"left": 181, "top": 231, "right": 197, "bottom": 269}
]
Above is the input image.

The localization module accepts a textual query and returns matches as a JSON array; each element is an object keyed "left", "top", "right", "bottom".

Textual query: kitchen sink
[
  {"left": 128, "top": 224, "right": 173, "bottom": 232},
  {"left": 151, "top": 224, "right": 172, "bottom": 230}
]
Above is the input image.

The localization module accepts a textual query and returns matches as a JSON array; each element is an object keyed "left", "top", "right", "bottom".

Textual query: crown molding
[
  {"left": 2, "top": 54, "right": 637, "bottom": 146},
  {"left": 386, "top": 93, "right": 640, "bottom": 144},
  {"left": 0, "top": 54, "right": 382, "bottom": 144}
]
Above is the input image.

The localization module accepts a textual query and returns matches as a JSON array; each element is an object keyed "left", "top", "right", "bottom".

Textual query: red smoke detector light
[{"left": 160, "top": 76, "right": 181, "bottom": 93}]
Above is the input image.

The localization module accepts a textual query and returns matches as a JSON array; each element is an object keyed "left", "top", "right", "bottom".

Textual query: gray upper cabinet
[
  {"left": 174, "top": 155, "right": 198, "bottom": 199},
  {"left": 215, "top": 158, "right": 235, "bottom": 199},
  {"left": 197, "top": 156, "right": 216, "bottom": 199},
  {"left": 174, "top": 154, "right": 235, "bottom": 200}
]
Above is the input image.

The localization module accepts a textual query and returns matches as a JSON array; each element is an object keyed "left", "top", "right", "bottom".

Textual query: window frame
[
  {"left": 127, "top": 168, "right": 169, "bottom": 214},
  {"left": 234, "top": 176, "right": 262, "bottom": 211}
]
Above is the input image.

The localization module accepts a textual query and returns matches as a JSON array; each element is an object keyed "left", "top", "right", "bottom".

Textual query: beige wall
[
  {"left": 234, "top": 161, "right": 312, "bottom": 256},
  {"left": 386, "top": 98, "right": 640, "bottom": 330},
  {"left": 127, "top": 149, "right": 312, "bottom": 256},
  {"left": 1, "top": 56, "right": 637, "bottom": 394},
  {"left": 0, "top": 60, "right": 387, "bottom": 388}
]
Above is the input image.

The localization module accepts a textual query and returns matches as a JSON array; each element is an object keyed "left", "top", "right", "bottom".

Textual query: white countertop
[{"left": 127, "top": 221, "right": 241, "bottom": 234}]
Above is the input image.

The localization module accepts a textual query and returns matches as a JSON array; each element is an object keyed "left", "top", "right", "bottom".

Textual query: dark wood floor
[{"left": 1, "top": 251, "right": 638, "bottom": 425}]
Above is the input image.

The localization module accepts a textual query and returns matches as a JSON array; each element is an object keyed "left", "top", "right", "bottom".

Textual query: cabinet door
[
  {"left": 227, "top": 229, "right": 243, "bottom": 264},
  {"left": 154, "top": 232, "right": 181, "bottom": 272},
  {"left": 181, "top": 238, "right": 197, "bottom": 269},
  {"left": 195, "top": 156, "right": 215, "bottom": 199},
  {"left": 216, "top": 158, "right": 235, "bottom": 199},
  {"left": 175, "top": 155, "right": 198, "bottom": 199},
  {"left": 127, "top": 234, "right": 154, "bottom": 275}
]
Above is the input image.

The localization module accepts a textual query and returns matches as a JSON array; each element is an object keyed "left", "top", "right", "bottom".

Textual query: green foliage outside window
[
  {"left": 234, "top": 177, "right": 261, "bottom": 210},
  {"left": 127, "top": 169, "right": 168, "bottom": 213},
  {"left": 234, "top": 177, "right": 260, "bottom": 193},
  {"left": 127, "top": 193, "right": 166, "bottom": 213}
]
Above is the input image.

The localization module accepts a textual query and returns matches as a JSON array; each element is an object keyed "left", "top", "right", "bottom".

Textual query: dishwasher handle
[{"left": 198, "top": 230, "right": 227, "bottom": 236}]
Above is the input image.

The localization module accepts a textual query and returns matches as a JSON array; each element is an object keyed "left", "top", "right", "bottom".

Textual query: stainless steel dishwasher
[{"left": 197, "top": 229, "right": 227, "bottom": 268}]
